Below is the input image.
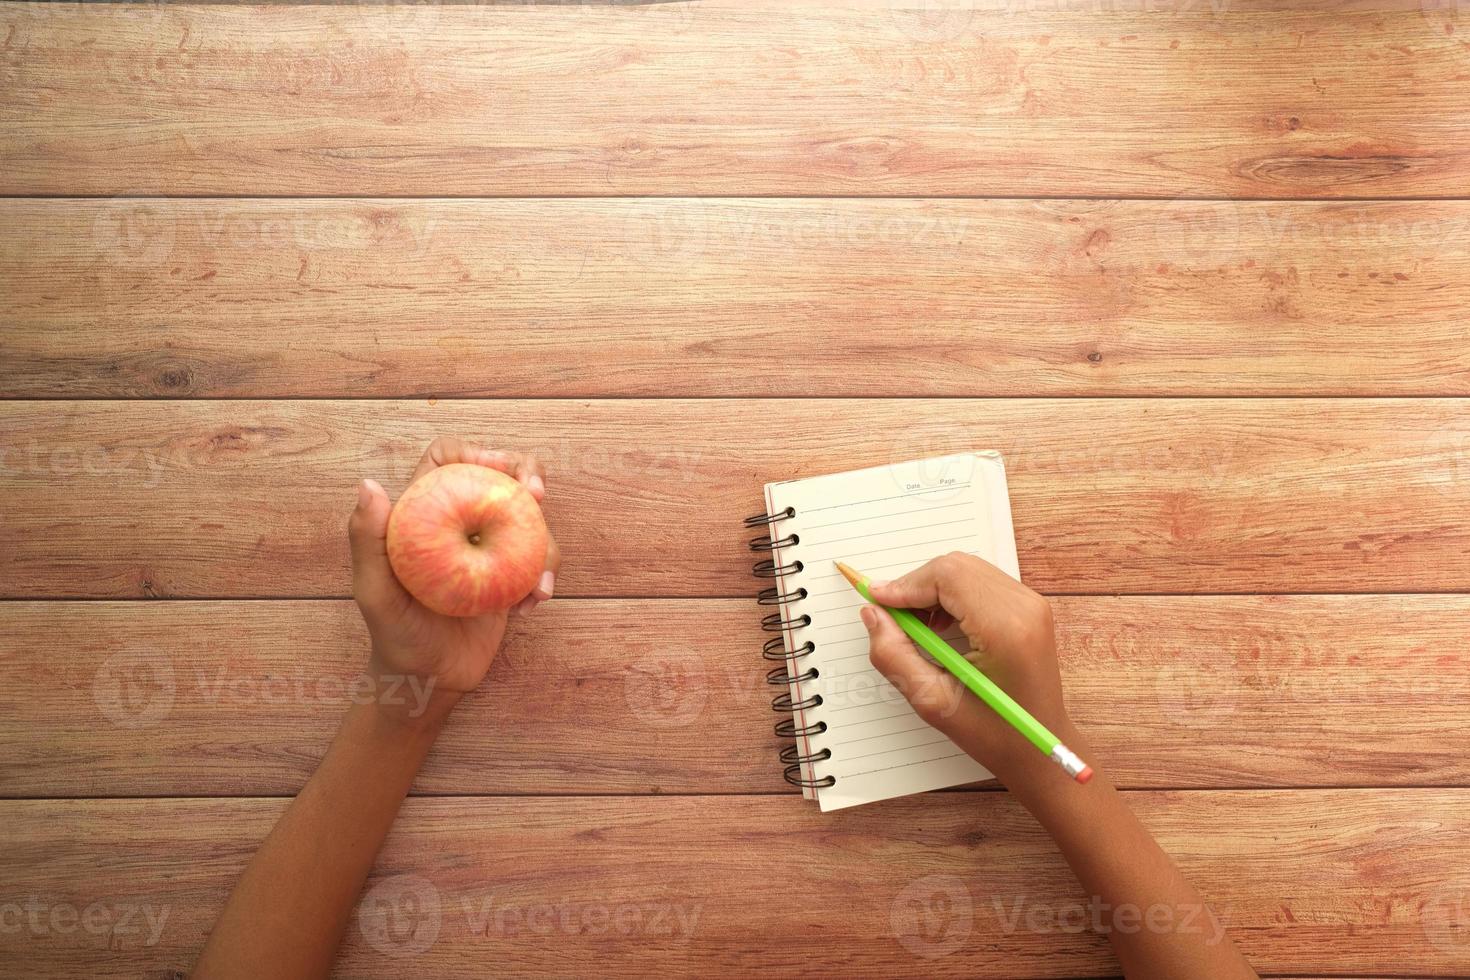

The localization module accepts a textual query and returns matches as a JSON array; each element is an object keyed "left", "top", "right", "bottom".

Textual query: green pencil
[{"left": 835, "top": 561, "right": 1093, "bottom": 784}]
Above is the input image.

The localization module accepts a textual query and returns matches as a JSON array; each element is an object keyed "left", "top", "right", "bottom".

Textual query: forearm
[
  {"left": 998, "top": 726, "right": 1256, "bottom": 980},
  {"left": 194, "top": 691, "right": 457, "bottom": 980}
]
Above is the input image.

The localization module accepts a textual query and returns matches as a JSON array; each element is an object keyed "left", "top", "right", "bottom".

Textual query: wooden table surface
[{"left": 3, "top": 2, "right": 1469, "bottom": 977}]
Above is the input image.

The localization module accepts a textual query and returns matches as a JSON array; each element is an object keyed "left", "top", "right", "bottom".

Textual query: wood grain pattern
[
  {"left": 6, "top": 197, "right": 1470, "bottom": 397},
  {"left": 2, "top": 595, "right": 1467, "bottom": 797},
  {"left": 4, "top": 3, "right": 1470, "bottom": 197},
  {"left": 6, "top": 3, "right": 1470, "bottom": 977},
  {"left": 4, "top": 792, "right": 1467, "bottom": 978},
  {"left": 2, "top": 399, "right": 1466, "bottom": 598}
]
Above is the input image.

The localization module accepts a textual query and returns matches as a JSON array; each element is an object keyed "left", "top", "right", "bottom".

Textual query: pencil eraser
[{"left": 1075, "top": 766, "right": 1094, "bottom": 784}]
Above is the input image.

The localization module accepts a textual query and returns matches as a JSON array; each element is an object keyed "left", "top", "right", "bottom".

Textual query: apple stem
[{"left": 468, "top": 532, "right": 481, "bottom": 546}]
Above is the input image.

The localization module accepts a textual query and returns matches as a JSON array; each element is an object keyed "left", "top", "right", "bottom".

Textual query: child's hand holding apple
[{"left": 348, "top": 437, "right": 560, "bottom": 719}]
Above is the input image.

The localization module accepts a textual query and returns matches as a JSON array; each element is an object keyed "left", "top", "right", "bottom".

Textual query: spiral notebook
[{"left": 747, "top": 452, "right": 1021, "bottom": 812}]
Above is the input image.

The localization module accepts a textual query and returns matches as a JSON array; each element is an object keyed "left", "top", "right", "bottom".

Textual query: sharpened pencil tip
[{"left": 834, "top": 561, "right": 865, "bottom": 590}]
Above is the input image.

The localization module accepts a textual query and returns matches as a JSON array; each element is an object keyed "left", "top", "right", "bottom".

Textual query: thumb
[
  {"left": 866, "top": 561, "right": 942, "bottom": 613},
  {"left": 349, "top": 479, "right": 410, "bottom": 616},
  {"left": 861, "top": 605, "right": 965, "bottom": 728}
]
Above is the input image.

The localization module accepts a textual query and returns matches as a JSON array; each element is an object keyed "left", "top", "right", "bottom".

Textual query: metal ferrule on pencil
[{"left": 1050, "top": 744, "right": 1089, "bottom": 779}]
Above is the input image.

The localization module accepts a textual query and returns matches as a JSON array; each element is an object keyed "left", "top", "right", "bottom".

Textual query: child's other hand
[
  {"left": 859, "top": 552, "right": 1074, "bottom": 784},
  {"left": 348, "top": 438, "right": 561, "bottom": 716}
]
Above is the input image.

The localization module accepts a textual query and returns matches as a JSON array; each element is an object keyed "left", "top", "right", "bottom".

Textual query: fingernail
[
  {"left": 859, "top": 606, "right": 877, "bottom": 630},
  {"left": 364, "top": 478, "right": 384, "bottom": 496},
  {"left": 516, "top": 598, "right": 539, "bottom": 617},
  {"left": 357, "top": 480, "right": 373, "bottom": 508},
  {"left": 869, "top": 579, "right": 890, "bottom": 590},
  {"left": 528, "top": 474, "right": 545, "bottom": 498},
  {"left": 537, "top": 570, "right": 555, "bottom": 600}
]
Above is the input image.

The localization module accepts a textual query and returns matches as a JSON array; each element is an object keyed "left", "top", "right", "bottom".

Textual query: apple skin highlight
[{"left": 386, "top": 463, "right": 549, "bottom": 617}]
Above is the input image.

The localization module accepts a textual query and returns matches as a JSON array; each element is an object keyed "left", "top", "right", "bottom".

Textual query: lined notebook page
[{"left": 763, "top": 453, "right": 1020, "bottom": 812}]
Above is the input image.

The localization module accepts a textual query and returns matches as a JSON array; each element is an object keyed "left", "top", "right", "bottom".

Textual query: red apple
[{"left": 386, "top": 463, "right": 549, "bottom": 617}]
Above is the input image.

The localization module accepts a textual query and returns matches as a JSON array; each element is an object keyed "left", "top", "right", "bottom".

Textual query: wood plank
[
  {"left": 3, "top": 791, "right": 1466, "bottom": 977},
  {"left": 6, "top": 197, "right": 1470, "bottom": 397},
  {"left": 2, "top": 596, "right": 1466, "bottom": 797},
  {"left": 4, "top": 3, "right": 1470, "bottom": 197},
  {"left": 1, "top": 399, "right": 1467, "bottom": 597}
]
